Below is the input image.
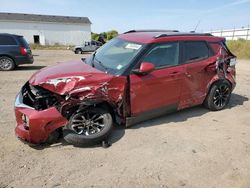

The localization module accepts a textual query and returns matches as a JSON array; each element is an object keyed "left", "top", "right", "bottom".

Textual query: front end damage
[
  {"left": 15, "top": 62, "right": 127, "bottom": 144},
  {"left": 15, "top": 84, "right": 68, "bottom": 144}
]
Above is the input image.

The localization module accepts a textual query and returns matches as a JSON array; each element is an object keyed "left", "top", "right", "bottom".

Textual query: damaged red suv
[{"left": 15, "top": 30, "right": 237, "bottom": 145}]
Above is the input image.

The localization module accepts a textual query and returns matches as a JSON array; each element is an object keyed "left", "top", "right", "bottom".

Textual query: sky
[{"left": 0, "top": 0, "right": 250, "bottom": 33}]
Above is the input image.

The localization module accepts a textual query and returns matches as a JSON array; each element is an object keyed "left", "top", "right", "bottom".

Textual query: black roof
[
  {"left": 0, "top": 12, "right": 91, "bottom": 24},
  {"left": 0, "top": 33, "right": 22, "bottom": 37},
  {"left": 124, "top": 29, "right": 180, "bottom": 34}
]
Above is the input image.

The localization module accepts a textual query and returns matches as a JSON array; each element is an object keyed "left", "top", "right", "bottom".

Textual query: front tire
[
  {"left": 0, "top": 56, "right": 15, "bottom": 71},
  {"left": 204, "top": 80, "right": 232, "bottom": 111},
  {"left": 75, "top": 49, "right": 82, "bottom": 54},
  {"left": 63, "top": 107, "right": 113, "bottom": 146}
]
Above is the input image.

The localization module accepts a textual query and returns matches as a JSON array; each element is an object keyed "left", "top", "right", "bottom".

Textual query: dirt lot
[{"left": 0, "top": 50, "right": 250, "bottom": 188}]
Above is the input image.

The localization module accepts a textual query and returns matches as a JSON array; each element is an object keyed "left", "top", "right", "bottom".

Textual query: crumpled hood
[{"left": 29, "top": 61, "right": 113, "bottom": 95}]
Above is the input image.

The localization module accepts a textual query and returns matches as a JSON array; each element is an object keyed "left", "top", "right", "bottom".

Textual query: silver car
[{"left": 74, "top": 40, "right": 102, "bottom": 54}]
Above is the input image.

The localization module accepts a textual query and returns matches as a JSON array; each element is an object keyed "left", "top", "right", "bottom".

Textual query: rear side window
[
  {"left": 0, "top": 35, "right": 17, "bottom": 45},
  {"left": 209, "top": 41, "right": 235, "bottom": 58},
  {"left": 17, "top": 36, "right": 30, "bottom": 48},
  {"left": 184, "top": 41, "right": 209, "bottom": 62}
]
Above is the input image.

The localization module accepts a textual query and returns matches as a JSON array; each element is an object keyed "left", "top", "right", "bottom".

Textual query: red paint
[
  {"left": 15, "top": 106, "right": 67, "bottom": 144},
  {"left": 130, "top": 65, "right": 185, "bottom": 115},
  {"left": 29, "top": 61, "right": 114, "bottom": 95},
  {"left": 139, "top": 62, "right": 155, "bottom": 73},
  {"left": 15, "top": 31, "right": 237, "bottom": 144}
]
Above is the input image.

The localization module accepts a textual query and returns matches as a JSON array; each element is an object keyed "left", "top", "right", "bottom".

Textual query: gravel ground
[{"left": 0, "top": 50, "right": 250, "bottom": 188}]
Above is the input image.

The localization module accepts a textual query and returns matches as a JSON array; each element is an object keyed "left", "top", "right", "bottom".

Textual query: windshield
[{"left": 88, "top": 38, "right": 143, "bottom": 75}]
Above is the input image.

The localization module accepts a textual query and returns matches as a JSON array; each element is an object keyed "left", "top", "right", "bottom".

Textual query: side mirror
[{"left": 133, "top": 62, "right": 155, "bottom": 75}]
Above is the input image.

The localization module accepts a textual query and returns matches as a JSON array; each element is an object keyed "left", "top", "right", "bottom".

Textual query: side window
[
  {"left": 0, "top": 36, "right": 17, "bottom": 45},
  {"left": 142, "top": 42, "right": 179, "bottom": 68},
  {"left": 184, "top": 41, "right": 209, "bottom": 63}
]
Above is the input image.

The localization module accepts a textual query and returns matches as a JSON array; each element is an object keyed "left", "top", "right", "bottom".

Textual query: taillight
[{"left": 20, "top": 47, "right": 28, "bottom": 56}]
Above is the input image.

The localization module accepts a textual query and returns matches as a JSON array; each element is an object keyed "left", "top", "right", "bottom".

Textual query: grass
[
  {"left": 227, "top": 39, "right": 250, "bottom": 59},
  {"left": 30, "top": 43, "right": 74, "bottom": 50}
]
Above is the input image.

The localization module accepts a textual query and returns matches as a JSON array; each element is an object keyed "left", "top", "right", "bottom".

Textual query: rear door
[
  {"left": 179, "top": 41, "right": 215, "bottom": 109},
  {"left": 130, "top": 42, "right": 185, "bottom": 115}
]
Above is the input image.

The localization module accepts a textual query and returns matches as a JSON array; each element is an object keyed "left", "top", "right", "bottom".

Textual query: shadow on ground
[
  {"left": 31, "top": 125, "right": 125, "bottom": 150},
  {"left": 228, "top": 93, "right": 249, "bottom": 108},
  {"left": 30, "top": 93, "right": 248, "bottom": 150},
  {"left": 15, "top": 65, "right": 46, "bottom": 71}
]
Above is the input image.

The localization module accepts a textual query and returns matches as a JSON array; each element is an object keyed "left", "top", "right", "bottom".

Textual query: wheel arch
[
  {"left": 206, "top": 78, "right": 233, "bottom": 98},
  {"left": 75, "top": 48, "right": 82, "bottom": 51},
  {"left": 0, "top": 54, "right": 16, "bottom": 65},
  {"left": 62, "top": 100, "right": 118, "bottom": 124}
]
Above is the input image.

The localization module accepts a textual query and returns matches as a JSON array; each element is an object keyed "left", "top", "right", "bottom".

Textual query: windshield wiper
[
  {"left": 95, "top": 58, "right": 108, "bottom": 72},
  {"left": 90, "top": 51, "right": 97, "bottom": 67},
  {"left": 92, "top": 53, "right": 108, "bottom": 72}
]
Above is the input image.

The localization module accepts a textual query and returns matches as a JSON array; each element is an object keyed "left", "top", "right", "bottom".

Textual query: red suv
[{"left": 14, "top": 30, "right": 237, "bottom": 145}]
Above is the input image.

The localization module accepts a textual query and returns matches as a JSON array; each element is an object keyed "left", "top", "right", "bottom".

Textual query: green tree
[
  {"left": 91, "top": 30, "right": 119, "bottom": 41},
  {"left": 91, "top": 32, "right": 99, "bottom": 41},
  {"left": 106, "top": 30, "right": 119, "bottom": 40}
]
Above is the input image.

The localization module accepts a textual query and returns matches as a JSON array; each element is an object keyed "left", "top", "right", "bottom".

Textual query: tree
[
  {"left": 91, "top": 32, "right": 99, "bottom": 41},
  {"left": 106, "top": 30, "right": 119, "bottom": 40},
  {"left": 91, "top": 30, "right": 119, "bottom": 41}
]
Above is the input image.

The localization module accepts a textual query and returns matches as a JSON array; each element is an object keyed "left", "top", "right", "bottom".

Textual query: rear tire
[
  {"left": 204, "top": 80, "right": 232, "bottom": 111},
  {"left": 63, "top": 107, "right": 113, "bottom": 146},
  {"left": 0, "top": 56, "right": 15, "bottom": 71}
]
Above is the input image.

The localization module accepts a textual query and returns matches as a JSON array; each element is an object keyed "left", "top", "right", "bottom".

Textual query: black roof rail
[
  {"left": 154, "top": 32, "right": 213, "bottom": 39},
  {"left": 124, "top": 29, "right": 179, "bottom": 34}
]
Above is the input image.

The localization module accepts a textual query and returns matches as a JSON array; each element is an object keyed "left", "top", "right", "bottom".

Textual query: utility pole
[
  {"left": 232, "top": 27, "right": 235, "bottom": 40},
  {"left": 247, "top": 25, "right": 249, "bottom": 40}
]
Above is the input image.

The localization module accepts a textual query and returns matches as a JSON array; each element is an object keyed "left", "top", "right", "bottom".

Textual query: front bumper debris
[{"left": 14, "top": 92, "right": 68, "bottom": 144}]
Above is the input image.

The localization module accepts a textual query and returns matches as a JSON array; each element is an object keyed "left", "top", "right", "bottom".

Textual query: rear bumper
[
  {"left": 15, "top": 55, "right": 34, "bottom": 65},
  {"left": 14, "top": 92, "right": 68, "bottom": 144}
]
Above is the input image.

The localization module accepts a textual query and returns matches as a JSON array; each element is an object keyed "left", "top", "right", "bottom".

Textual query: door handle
[{"left": 169, "top": 71, "right": 179, "bottom": 75}]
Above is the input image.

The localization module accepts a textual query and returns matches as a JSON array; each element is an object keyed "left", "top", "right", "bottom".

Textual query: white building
[{"left": 0, "top": 12, "right": 91, "bottom": 45}]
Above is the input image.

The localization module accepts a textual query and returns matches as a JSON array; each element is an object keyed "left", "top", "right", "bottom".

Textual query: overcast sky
[{"left": 0, "top": 0, "right": 249, "bottom": 33}]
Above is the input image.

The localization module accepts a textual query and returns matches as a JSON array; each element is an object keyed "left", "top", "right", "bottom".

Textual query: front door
[{"left": 129, "top": 42, "right": 185, "bottom": 116}]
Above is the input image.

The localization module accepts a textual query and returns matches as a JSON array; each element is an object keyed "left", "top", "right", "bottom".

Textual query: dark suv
[
  {"left": 0, "top": 33, "right": 33, "bottom": 71},
  {"left": 14, "top": 30, "right": 237, "bottom": 146}
]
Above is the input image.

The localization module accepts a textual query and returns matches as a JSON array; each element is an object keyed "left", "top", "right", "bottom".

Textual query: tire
[
  {"left": 204, "top": 80, "right": 232, "bottom": 111},
  {"left": 75, "top": 49, "right": 82, "bottom": 54},
  {"left": 0, "top": 56, "right": 15, "bottom": 71},
  {"left": 46, "top": 130, "right": 60, "bottom": 144},
  {"left": 63, "top": 107, "right": 113, "bottom": 146}
]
